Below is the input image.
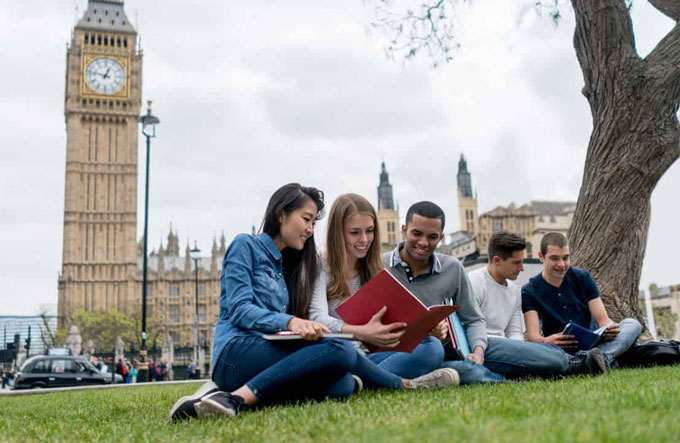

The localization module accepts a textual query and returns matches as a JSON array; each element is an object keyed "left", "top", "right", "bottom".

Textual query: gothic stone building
[
  {"left": 453, "top": 154, "right": 575, "bottom": 259},
  {"left": 137, "top": 230, "right": 224, "bottom": 347}
]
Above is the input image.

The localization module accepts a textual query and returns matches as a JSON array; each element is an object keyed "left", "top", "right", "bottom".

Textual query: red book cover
[{"left": 334, "top": 270, "right": 459, "bottom": 353}]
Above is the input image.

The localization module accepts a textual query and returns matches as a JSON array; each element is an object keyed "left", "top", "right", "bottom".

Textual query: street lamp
[
  {"left": 190, "top": 242, "right": 201, "bottom": 370},
  {"left": 137, "top": 101, "right": 160, "bottom": 383}
]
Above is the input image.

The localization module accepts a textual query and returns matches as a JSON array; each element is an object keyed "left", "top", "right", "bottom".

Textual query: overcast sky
[{"left": 1, "top": 1, "right": 678, "bottom": 315}]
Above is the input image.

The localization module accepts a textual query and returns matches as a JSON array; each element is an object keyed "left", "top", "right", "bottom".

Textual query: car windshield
[{"left": 82, "top": 361, "right": 98, "bottom": 372}]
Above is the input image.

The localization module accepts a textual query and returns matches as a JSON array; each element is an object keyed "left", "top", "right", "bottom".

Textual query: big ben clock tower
[{"left": 58, "top": 0, "right": 142, "bottom": 319}]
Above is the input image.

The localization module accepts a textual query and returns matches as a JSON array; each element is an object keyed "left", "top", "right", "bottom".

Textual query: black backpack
[{"left": 617, "top": 340, "right": 680, "bottom": 368}]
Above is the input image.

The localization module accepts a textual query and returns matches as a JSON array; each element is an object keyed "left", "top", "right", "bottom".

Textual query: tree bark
[{"left": 568, "top": 0, "right": 680, "bottom": 322}]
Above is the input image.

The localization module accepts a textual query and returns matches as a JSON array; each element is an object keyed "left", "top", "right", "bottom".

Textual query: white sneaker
[{"left": 408, "top": 368, "right": 460, "bottom": 389}]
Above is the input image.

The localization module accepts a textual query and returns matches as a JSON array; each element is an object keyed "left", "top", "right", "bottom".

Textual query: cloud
[{"left": 1, "top": 0, "right": 679, "bottom": 314}]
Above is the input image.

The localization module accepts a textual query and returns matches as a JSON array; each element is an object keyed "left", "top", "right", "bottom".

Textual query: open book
[
  {"left": 335, "top": 270, "right": 459, "bottom": 353},
  {"left": 263, "top": 332, "right": 355, "bottom": 341},
  {"left": 563, "top": 322, "right": 612, "bottom": 350}
]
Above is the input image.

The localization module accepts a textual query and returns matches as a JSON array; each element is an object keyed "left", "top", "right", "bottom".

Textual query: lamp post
[
  {"left": 137, "top": 101, "right": 160, "bottom": 383},
  {"left": 190, "top": 242, "right": 201, "bottom": 370}
]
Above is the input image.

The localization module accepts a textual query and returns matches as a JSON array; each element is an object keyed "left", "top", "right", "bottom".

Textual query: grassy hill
[{"left": 1, "top": 365, "right": 679, "bottom": 442}]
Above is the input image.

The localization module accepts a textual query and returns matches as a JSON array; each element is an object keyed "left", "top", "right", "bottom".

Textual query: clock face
[{"left": 85, "top": 57, "right": 125, "bottom": 94}]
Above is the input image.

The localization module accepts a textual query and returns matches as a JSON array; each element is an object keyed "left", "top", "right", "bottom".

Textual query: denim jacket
[{"left": 211, "top": 233, "right": 293, "bottom": 368}]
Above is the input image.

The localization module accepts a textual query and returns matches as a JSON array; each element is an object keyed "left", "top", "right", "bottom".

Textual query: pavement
[{"left": 0, "top": 378, "right": 210, "bottom": 397}]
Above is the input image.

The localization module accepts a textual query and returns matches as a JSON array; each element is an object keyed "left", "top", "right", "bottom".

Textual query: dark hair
[
  {"left": 540, "top": 232, "right": 568, "bottom": 255},
  {"left": 405, "top": 201, "right": 445, "bottom": 231},
  {"left": 488, "top": 231, "right": 526, "bottom": 260},
  {"left": 261, "top": 183, "right": 325, "bottom": 318}
]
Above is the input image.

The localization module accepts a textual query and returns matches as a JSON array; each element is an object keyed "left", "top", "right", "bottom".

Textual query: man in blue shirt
[{"left": 522, "top": 232, "right": 641, "bottom": 368}]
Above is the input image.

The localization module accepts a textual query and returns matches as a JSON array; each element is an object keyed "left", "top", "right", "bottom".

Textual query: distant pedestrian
[
  {"left": 148, "top": 361, "right": 155, "bottom": 382},
  {"left": 123, "top": 360, "right": 131, "bottom": 384},
  {"left": 161, "top": 360, "right": 169, "bottom": 381},
  {"left": 187, "top": 361, "right": 196, "bottom": 380},
  {"left": 154, "top": 362, "right": 163, "bottom": 382},
  {"left": 131, "top": 365, "right": 138, "bottom": 384},
  {"left": 1, "top": 367, "right": 7, "bottom": 389}
]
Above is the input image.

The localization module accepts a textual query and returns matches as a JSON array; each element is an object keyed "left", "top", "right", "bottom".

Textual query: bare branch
[
  {"left": 648, "top": 0, "right": 680, "bottom": 21},
  {"left": 365, "top": 0, "right": 464, "bottom": 67}
]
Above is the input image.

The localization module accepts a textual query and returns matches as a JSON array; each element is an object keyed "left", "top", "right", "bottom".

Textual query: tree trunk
[{"left": 568, "top": 0, "right": 680, "bottom": 322}]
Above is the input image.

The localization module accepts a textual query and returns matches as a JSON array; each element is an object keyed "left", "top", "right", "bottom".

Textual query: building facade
[
  {"left": 649, "top": 284, "right": 680, "bottom": 340},
  {"left": 477, "top": 201, "right": 575, "bottom": 258},
  {"left": 376, "top": 162, "right": 400, "bottom": 251}
]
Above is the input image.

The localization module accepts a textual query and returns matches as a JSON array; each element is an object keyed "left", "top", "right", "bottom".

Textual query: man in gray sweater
[{"left": 382, "top": 201, "right": 505, "bottom": 384}]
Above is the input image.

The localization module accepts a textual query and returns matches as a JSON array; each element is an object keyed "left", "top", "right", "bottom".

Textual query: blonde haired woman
[{"left": 310, "top": 193, "right": 452, "bottom": 382}]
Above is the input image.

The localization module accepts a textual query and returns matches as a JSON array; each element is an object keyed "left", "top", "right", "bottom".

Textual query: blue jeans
[
  {"left": 212, "top": 336, "right": 402, "bottom": 404},
  {"left": 484, "top": 336, "right": 570, "bottom": 378},
  {"left": 596, "top": 318, "right": 642, "bottom": 367},
  {"left": 366, "top": 336, "right": 444, "bottom": 379},
  {"left": 440, "top": 359, "right": 507, "bottom": 384}
]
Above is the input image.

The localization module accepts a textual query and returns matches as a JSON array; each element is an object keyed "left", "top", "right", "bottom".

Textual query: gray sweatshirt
[
  {"left": 382, "top": 248, "right": 488, "bottom": 352},
  {"left": 308, "top": 269, "right": 360, "bottom": 333}
]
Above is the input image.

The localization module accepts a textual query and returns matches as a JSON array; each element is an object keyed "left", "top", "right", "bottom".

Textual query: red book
[{"left": 335, "top": 269, "right": 459, "bottom": 353}]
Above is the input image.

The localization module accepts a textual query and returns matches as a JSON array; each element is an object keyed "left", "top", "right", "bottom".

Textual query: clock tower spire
[{"left": 58, "top": 0, "right": 143, "bottom": 318}]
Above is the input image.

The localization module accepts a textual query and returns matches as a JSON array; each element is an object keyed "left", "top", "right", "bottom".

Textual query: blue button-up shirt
[
  {"left": 521, "top": 267, "right": 600, "bottom": 337},
  {"left": 211, "top": 233, "right": 293, "bottom": 369}
]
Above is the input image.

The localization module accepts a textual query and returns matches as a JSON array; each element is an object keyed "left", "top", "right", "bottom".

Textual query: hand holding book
[
  {"left": 562, "top": 321, "right": 616, "bottom": 350},
  {"left": 542, "top": 332, "right": 579, "bottom": 351},
  {"left": 602, "top": 322, "right": 620, "bottom": 340},
  {"left": 347, "top": 306, "right": 406, "bottom": 348},
  {"left": 286, "top": 317, "right": 331, "bottom": 341}
]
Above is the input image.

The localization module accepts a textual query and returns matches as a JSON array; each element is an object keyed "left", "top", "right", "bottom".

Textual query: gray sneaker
[
  {"left": 408, "top": 368, "right": 460, "bottom": 389},
  {"left": 351, "top": 374, "right": 363, "bottom": 393},
  {"left": 169, "top": 381, "right": 219, "bottom": 421},
  {"left": 585, "top": 348, "right": 610, "bottom": 375},
  {"left": 194, "top": 391, "right": 244, "bottom": 419}
]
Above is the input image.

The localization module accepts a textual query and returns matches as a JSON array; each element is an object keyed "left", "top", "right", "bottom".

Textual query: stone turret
[
  {"left": 158, "top": 241, "right": 166, "bottom": 276},
  {"left": 166, "top": 226, "right": 180, "bottom": 257},
  {"left": 219, "top": 231, "right": 227, "bottom": 257},
  {"left": 185, "top": 242, "right": 192, "bottom": 274},
  {"left": 211, "top": 237, "right": 219, "bottom": 274}
]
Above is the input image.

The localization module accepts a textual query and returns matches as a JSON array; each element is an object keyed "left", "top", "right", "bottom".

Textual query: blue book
[
  {"left": 563, "top": 322, "right": 610, "bottom": 350},
  {"left": 447, "top": 312, "right": 471, "bottom": 358}
]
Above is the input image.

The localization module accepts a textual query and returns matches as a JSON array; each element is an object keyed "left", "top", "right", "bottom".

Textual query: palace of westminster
[{"left": 56, "top": 0, "right": 586, "bottom": 351}]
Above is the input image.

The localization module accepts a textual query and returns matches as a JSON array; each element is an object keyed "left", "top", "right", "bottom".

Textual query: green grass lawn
[{"left": 1, "top": 365, "right": 679, "bottom": 442}]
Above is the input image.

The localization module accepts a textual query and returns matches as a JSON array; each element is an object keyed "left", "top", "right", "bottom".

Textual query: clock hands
[{"left": 86, "top": 58, "right": 124, "bottom": 93}]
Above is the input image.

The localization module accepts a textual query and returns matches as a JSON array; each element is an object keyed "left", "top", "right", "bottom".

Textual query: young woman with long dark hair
[{"left": 170, "top": 183, "right": 363, "bottom": 420}]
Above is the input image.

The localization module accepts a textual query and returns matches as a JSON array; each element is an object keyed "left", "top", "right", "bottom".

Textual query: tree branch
[
  {"left": 648, "top": 0, "right": 680, "bottom": 21},
  {"left": 571, "top": 0, "right": 639, "bottom": 115},
  {"left": 645, "top": 24, "right": 680, "bottom": 96}
]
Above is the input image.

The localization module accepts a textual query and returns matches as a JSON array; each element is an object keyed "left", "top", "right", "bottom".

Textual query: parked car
[
  {"left": 98, "top": 364, "right": 124, "bottom": 384},
  {"left": 13, "top": 356, "right": 119, "bottom": 390}
]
